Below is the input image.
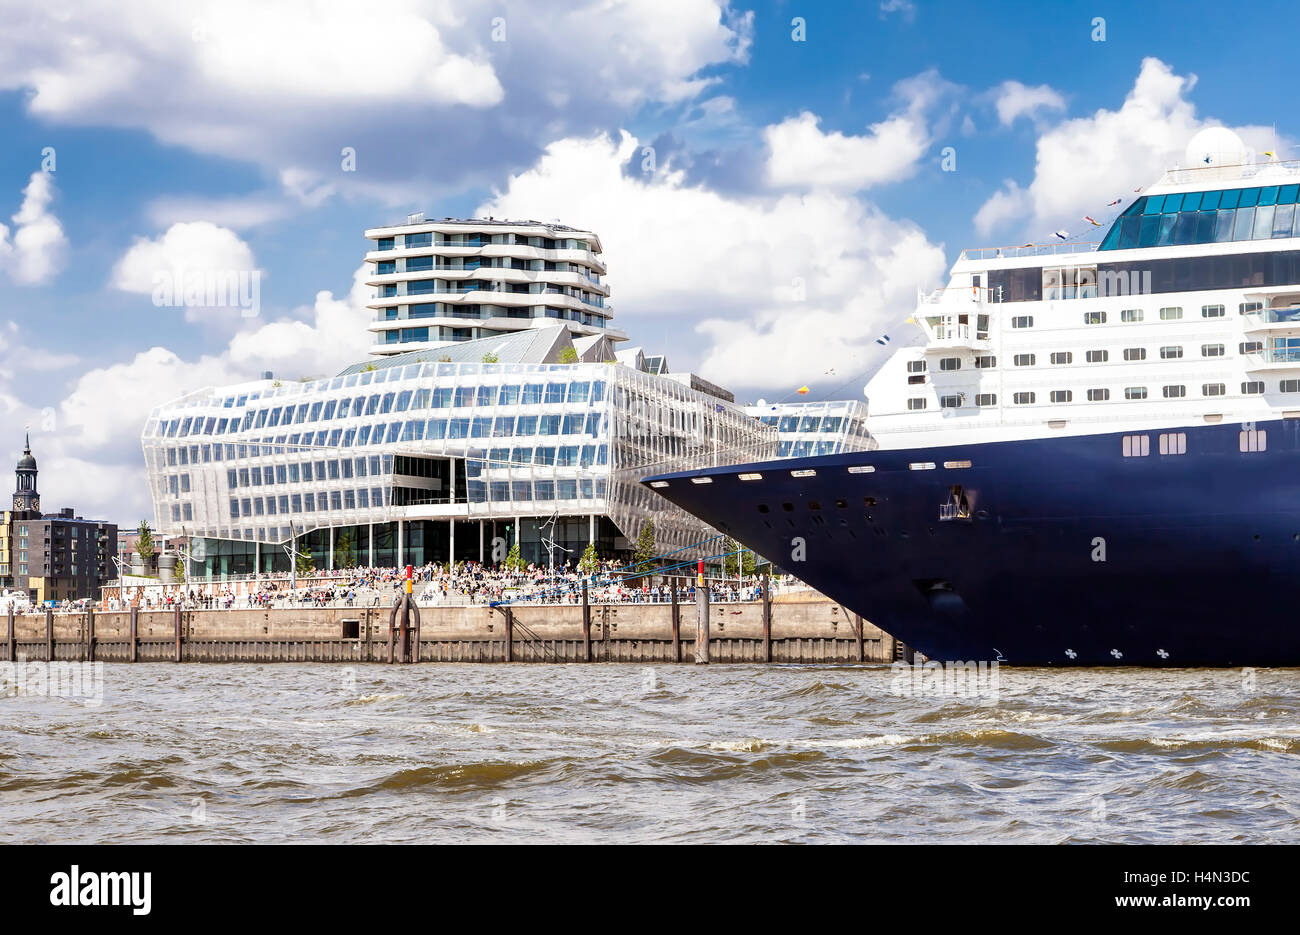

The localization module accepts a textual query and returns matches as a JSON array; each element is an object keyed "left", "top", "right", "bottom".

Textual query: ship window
[
  {"left": 1086, "top": 349, "right": 1109, "bottom": 363},
  {"left": 1050, "top": 390, "right": 1073, "bottom": 403},
  {"left": 907, "top": 359, "right": 927, "bottom": 373},
  {"left": 1202, "top": 343, "right": 1225, "bottom": 357},
  {"left": 1124, "top": 348, "right": 1147, "bottom": 361},
  {"left": 1240, "top": 301, "right": 1264, "bottom": 315},
  {"left": 1242, "top": 381, "right": 1265, "bottom": 394},
  {"left": 1159, "top": 306, "right": 1183, "bottom": 320},
  {"left": 1202, "top": 383, "right": 1226, "bottom": 397},
  {"left": 1013, "top": 392, "right": 1036, "bottom": 405},
  {"left": 1162, "top": 385, "right": 1187, "bottom": 398},
  {"left": 907, "top": 374, "right": 926, "bottom": 384},
  {"left": 976, "top": 393, "right": 997, "bottom": 407},
  {"left": 1050, "top": 351, "right": 1073, "bottom": 365},
  {"left": 939, "top": 357, "right": 962, "bottom": 371},
  {"left": 1159, "top": 432, "right": 1187, "bottom": 455},
  {"left": 1240, "top": 341, "right": 1263, "bottom": 354},
  {"left": 1011, "top": 316, "right": 1034, "bottom": 329},
  {"left": 781, "top": 502, "right": 794, "bottom": 512},
  {"left": 1087, "top": 388, "right": 1110, "bottom": 401},
  {"left": 909, "top": 462, "right": 936, "bottom": 471},
  {"left": 939, "top": 395, "right": 962, "bottom": 408},
  {"left": 1160, "top": 346, "right": 1183, "bottom": 360},
  {"left": 756, "top": 504, "right": 769, "bottom": 513},
  {"left": 907, "top": 397, "right": 927, "bottom": 411},
  {"left": 1240, "top": 429, "right": 1267, "bottom": 452},
  {"left": 1201, "top": 304, "right": 1226, "bottom": 318},
  {"left": 1084, "top": 311, "right": 1107, "bottom": 325},
  {"left": 1281, "top": 380, "right": 1300, "bottom": 393},
  {"left": 974, "top": 355, "right": 997, "bottom": 368},
  {"left": 1122, "top": 435, "right": 1150, "bottom": 457},
  {"left": 1121, "top": 308, "right": 1144, "bottom": 322},
  {"left": 1125, "top": 387, "right": 1148, "bottom": 400},
  {"left": 1013, "top": 353, "right": 1036, "bottom": 367}
]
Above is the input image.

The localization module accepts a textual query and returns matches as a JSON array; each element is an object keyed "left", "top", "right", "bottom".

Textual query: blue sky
[{"left": 0, "top": 0, "right": 1293, "bottom": 523}]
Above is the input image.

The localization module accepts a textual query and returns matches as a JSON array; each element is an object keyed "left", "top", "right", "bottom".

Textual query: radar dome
[{"left": 1185, "top": 126, "right": 1248, "bottom": 169}]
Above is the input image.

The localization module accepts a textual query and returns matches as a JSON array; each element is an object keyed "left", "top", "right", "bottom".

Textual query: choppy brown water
[{"left": 2, "top": 664, "right": 1298, "bottom": 843}]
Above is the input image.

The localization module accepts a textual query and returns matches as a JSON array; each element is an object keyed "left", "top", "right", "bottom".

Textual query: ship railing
[
  {"left": 1158, "top": 160, "right": 1300, "bottom": 186},
  {"left": 1246, "top": 348, "right": 1300, "bottom": 366},
  {"left": 1243, "top": 306, "right": 1300, "bottom": 325},
  {"left": 872, "top": 405, "right": 1263, "bottom": 435},
  {"left": 917, "top": 286, "right": 1001, "bottom": 305},
  {"left": 957, "top": 243, "right": 1099, "bottom": 262}
]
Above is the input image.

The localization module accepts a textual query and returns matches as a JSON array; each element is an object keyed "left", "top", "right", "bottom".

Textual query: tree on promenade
[
  {"left": 578, "top": 541, "right": 599, "bottom": 574},
  {"left": 136, "top": 520, "right": 154, "bottom": 570},
  {"left": 633, "top": 518, "right": 656, "bottom": 569},
  {"left": 505, "top": 542, "right": 524, "bottom": 573},
  {"left": 297, "top": 544, "right": 316, "bottom": 577}
]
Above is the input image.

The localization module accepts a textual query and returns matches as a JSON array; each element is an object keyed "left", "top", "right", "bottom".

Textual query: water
[{"left": 2, "top": 664, "right": 1298, "bottom": 844}]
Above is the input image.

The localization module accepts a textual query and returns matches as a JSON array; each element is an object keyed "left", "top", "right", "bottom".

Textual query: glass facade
[
  {"left": 1101, "top": 185, "right": 1300, "bottom": 250},
  {"left": 744, "top": 401, "right": 874, "bottom": 458},
  {"left": 143, "top": 361, "right": 777, "bottom": 565}
]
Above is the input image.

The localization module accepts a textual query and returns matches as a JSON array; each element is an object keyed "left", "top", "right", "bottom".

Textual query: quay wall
[{"left": 0, "top": 602, "right": 897, "bottom": 665}]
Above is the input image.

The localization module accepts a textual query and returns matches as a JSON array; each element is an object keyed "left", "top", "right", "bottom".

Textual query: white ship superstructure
[{"left": 866, "top": 128, "right": 1300, "bottom": 449}]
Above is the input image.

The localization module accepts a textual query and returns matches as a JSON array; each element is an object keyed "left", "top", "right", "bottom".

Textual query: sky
[{"left": 0, "top": 0, "right": 1295, "bottom": 525}]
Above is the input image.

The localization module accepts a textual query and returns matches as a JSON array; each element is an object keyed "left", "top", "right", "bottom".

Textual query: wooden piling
[
  {"left": 581, "top": 581, "right": 592, "bottom": 663},
  {"left": 670, "top": 578, "right": 681, "bottom": 663},
  {"left": 86, "top": 608, "right": 96, "bottom": 663},
  {"left": 174, "top": 606, "right": 183, "bottom": 662},
  {"left": 761, "top": 573, "right": 772, "bottom": 663},
  {"left": 504, "top": 606, "right": 514, "bottom": 663},
  {"left": 694, "top": 583, "right": 710, "bottom": 664},
  {"left": 129, "top": 607, "right": 138, "bottom": 662},
  {"left": 5, "top": 606, "right": 13, "bottom": 662},
  {"left": 410, "top": 596, "right": 421, "bottom": 664},
  {"left": 853, "top": 613, "right": 864, "bottom": 663},
  {"left": 45, "top": 608, "right": 53, "bottom": 662}
]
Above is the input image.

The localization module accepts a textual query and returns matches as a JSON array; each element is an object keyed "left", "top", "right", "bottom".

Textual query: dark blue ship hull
[{"left": 643, "top": 418, "right": 1300, "bottom": 666}]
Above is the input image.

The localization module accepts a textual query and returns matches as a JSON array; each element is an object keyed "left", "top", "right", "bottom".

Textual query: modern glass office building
[
  {"left": 143, "top": 326, "right": 775, "bottom": 578},
  {"left": 365, "top": 216, "right": 627, "bottom": 356},
  {"left": 744, "top": 401, "right": 875, "bottom": 458}
]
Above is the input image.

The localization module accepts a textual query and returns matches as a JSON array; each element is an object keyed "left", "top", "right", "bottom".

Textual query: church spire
[{"left": 14, "top": 431, "right": 39, "bottom": 513}]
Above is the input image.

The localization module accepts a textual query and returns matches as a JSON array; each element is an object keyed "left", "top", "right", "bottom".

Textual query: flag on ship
[
  {"left": 1083, "top": 216, "right": 1100, "bottom": 226},
  {"left": 875, "top": 334, "right": 891, "bottom": 346},
  {"left": 1054, "top": 230, "right": 1069, "bottom": 240}
]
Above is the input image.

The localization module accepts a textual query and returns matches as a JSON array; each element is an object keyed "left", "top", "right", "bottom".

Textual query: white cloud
[
  {"left": 973, "top": 180, "right": 1029, "bottom": 237},
  {"left": 111, "top": 222, "right": 261, "bottom": 325},
  {"left": 975, "top": 58, "right": 1279, "bottom": 237},
  {"left": 0, "top": 263, "right": 374, "bottom": 525},
  {"left": 991, "top": 80, "right": 1065, "bottom": 126},
  {"left": 0, "top": 171, "right": 67, "bottom": 284},
  {"left": 0, "top": 0, "right": 752, "bottom": 201},
  {"left": 879, "top": 0, "right": 916, "bottom": 20},
  {"left": 764, "top": 111, "right": 928, "bottom": 191},
  {"left": 762, "top": 69, "right": 960, "bottom": 192},
  {"left": 145, "top": 194, "right": 292, "bottom": 230},
  {"left": 479, "top": 129, "right": 946, "bottom": 391}
]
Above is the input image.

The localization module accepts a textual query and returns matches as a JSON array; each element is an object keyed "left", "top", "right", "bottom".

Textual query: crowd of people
[{"left": 63, "top": 558, "right": 806, "bottom": 613}]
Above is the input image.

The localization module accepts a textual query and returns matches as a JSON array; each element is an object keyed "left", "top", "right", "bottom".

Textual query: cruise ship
[{"left": 643, "top": 127, "right": 1300, "bottom": 666}]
